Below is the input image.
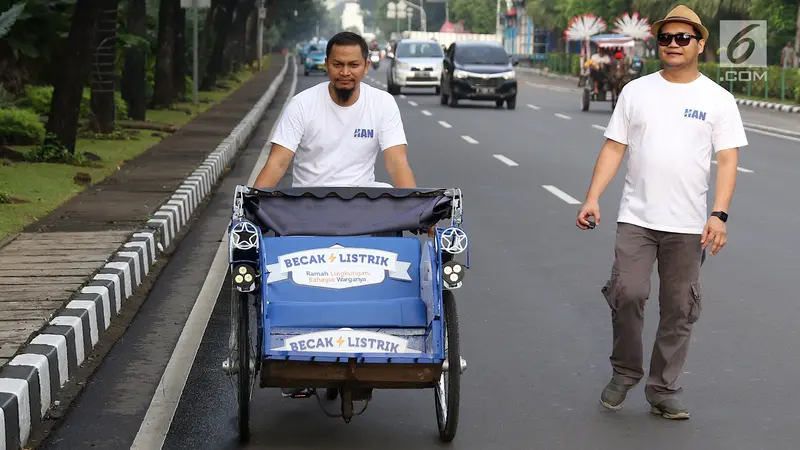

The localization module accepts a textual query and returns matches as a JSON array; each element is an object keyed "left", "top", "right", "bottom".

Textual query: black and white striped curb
[
  {"left": 0, "top": 53, "right": 290, "bottom": 450},
  {"left": 516, "top": 66, "right": 800, "bottom": 114},
  {"left": 735, "top": 98, "right": 800, "bottom": 114}
]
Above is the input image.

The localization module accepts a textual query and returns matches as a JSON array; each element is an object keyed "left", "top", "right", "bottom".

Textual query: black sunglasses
[{"left": 657, "top": 32, "right": 702, "bottom": 47}]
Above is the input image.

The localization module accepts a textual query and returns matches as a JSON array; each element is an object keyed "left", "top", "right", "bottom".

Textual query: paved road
[{"left": 39, "top": 62, "right": 800, "bottom": 450}]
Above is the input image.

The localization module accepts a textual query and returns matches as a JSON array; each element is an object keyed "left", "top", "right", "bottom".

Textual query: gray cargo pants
[{"left": 601, "top": 222, "right": 703, "bottom": 404}]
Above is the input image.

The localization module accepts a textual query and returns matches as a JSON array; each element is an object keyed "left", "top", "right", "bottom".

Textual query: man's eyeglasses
[{"left": 657, "top": 32, "right": 702, "bottom": 47}]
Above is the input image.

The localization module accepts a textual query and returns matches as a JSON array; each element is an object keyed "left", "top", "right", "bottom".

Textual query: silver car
[{"left": 387, "top": 39, "right": 444, "bottom": 95}]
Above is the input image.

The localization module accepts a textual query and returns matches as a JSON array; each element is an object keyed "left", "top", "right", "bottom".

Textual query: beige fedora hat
[{"left": 651, "top": 5, "right": 709, "bottom": 41}]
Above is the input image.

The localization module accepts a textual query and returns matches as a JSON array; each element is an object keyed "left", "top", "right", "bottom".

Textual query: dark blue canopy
[{"left": 242, "top": 187, "right": 454, "bottom": 236}]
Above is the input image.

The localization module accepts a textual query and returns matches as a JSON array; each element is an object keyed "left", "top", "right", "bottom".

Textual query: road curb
[
  {"left": 0, "top": 53, "right": 290, "bottom": 450},
  {"left": 516, "top": 67, "right": 800, "bottom": 114}
]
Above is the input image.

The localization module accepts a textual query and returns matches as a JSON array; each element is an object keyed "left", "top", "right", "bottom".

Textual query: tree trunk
[
  {"left": 200, "top": 0, "right": 238, "bottom": 90},
  {"left": 121, "top": 0, "right": 147, "bottom": 120},
  {"left": 151, "top": 0, "right": 179, "bottom": 108},
  {"left": 795, "top": 3, "right": 800, "bottom": 67},
  {"left": 45, "top": 0, "right": 104, "bottom": 154},
  {"left": 247, "top": 9, "right": 259, "bottom": 62},
  {"left": 173, "top": 8, "right": 187, "bottom": 101},
  {"left": 90, "top": 0, "right": 121, "bottom": 133},
  {"left": 198, "top": 0, "right": 221, "bottom": 77},
  {"left": 229, "top": 0, "right": 255, "bottom": 72}
]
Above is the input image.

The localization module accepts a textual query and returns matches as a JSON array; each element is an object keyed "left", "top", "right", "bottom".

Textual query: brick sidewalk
[{"left": 0, "top": 54, "right": 290, "bottom": 450}]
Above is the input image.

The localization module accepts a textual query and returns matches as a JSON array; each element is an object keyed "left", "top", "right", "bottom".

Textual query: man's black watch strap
[{"left": 711, "top": 211, "right": 728, "bottom": 222}]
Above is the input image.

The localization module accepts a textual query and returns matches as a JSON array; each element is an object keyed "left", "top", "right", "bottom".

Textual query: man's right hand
[{"left": 576, "top": 200, "right": 600, "bottom": 230}]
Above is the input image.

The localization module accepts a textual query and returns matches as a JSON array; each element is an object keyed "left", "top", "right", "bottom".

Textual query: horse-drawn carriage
[
  {"left": 224, "top": 185, "right": 470, "bottom": 443},
  {"left": 578, "top": 34, "right": 644, "bottom": 111}
]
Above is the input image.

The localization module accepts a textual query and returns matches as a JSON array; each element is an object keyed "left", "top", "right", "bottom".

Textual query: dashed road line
[
  {"left": 591, "top": 124, "right": 606, "bottom": 131},
  {"left": 399, "top": 94, "right": 406, "bottom": 99},
  {"left": 461, "top": 135, "right": 479, "bottom": 144},
  {"left": 421, "top": 110, "right": 432, "bottom": 116},
  {"left": 711, "top": 160, "right": 754, "bottom": 173},
  {"left": 542, "top": 185, "right": 581, "bottom": 205},
  {"left": 493, "top": 154, "right": 519, "bottom": 166},
  {"left": 555, "top": 113, "right": 572, "bottom": 120},
  {"left": 408, "top": 100, "right": 418, "bottom": 107},
  {"left": 527, "top": 104, "right": 541, "bottom": 110},
  {"left": 438, "top": 121, "right": 452, "bottom": 128}
]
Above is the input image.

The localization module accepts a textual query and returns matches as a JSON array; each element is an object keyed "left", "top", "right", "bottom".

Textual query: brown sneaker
[
  {"left": 650, "top": 397, "right": 690, "bottom": 420},
  {"left": 599, "top": 378, "right": 637, "bottom": 411}
]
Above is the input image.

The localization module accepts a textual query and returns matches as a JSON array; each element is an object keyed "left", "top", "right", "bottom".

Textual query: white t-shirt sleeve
[
  {"left": 603, "top": 87, "right": 629, "bottom": 145},
  {"left": 270, "top": 95, "right": 305, "bottom": 153},
  {"left": 712, "top": 94, "right": 748, "bottom": 152},
  {"left": 378, "top": 94, "right": 408, "bottom": 151}
]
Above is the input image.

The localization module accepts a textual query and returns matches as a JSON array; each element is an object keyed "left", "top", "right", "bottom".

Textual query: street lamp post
[
  {"left": 386, "top": 1, "right": 407, "bottom": 34},
  {"left": 257, "top": 0, "right": 266, "bottom": 71},
  {"left": 180, "top": 0, "right": 210, "bottom": 107},
  {"left": 387, "top": 0, "right": 425, "bottom": 33}
]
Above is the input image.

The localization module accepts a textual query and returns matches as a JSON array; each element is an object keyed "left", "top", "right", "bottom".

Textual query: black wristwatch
[{"left": 711, "top": 211, "right": 728, "bottom": 222}]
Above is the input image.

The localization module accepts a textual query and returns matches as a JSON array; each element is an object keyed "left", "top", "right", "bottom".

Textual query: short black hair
[{"left": 326, "top": 31, "right": 369, "bottom": 60}]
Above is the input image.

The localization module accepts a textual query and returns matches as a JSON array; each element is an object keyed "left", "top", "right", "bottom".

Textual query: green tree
[{"left": 451, "top": 0, "right": 496, "bottom": 33}]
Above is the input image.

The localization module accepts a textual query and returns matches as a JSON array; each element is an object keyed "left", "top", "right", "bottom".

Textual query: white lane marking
[
  {"left": 421, "top": 110, "right": 432, "bottom": 116},
  {"left": 526, "top": 104, "right": 540, "bottom": 110},
  {"left": 461, "top": 135, "right": 479, "bottom": 144},
  {"left": 493, "top": 154, "right": 519, "bottom": 166},
  {"left": 592, "top": 124, "right": 606, "bottom": 131},
  {"left": 743, "top": 121, "right": 800, "bottom": 138},
  {"left": 711, "top": 160, "right": 754, "bottom": 173},
  {"left": 399, "top": 94, "right": 406, "bottom": 99},
  {"left": 542, "top": 185, "right": 581, "bottom": 205},
  {"left": 743, "top": 126, "right": 800, "bottom": 143},
  {"left": 524, "top": 81, "right": 579, "bottom": 93},
  {"left": 555, "top": 113, "right": 572, "bottom": 120},
  {"left": 408, "top": 100, "right": 418, "bottom": 107},
  {"left": 130, "top": 55, "right": 299, "bottom": 450},
  {"left": 438, "top": 121, "right": 452, "bottom": 128}
]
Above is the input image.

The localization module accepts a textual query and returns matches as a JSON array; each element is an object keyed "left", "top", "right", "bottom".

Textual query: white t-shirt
[
  {"left": 604, "top": 71, "right": 748, "bottom": 234},
  {"left": 270, "top": 81, "right": 407, "bottom": 187}
]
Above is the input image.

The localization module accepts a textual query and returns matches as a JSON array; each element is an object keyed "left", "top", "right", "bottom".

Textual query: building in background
[{"left": 342, "top": 1, "right": 365, "bottom": 35}]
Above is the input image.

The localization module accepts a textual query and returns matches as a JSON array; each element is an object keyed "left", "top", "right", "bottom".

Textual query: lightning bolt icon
[
  {"left": 328, "top": 253, "right": 336, "bottom": 262},
  {"left": 336, "top": 336, "right": 344, "bottom": 347}
]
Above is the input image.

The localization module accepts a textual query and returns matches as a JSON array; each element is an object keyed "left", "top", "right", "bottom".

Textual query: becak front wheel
[{"left": 435, "top": 289, "right": 460, "bottom": 442}]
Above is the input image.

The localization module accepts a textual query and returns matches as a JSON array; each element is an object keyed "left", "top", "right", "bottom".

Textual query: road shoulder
[{"left": 0, "top": 54, "right": 290, "bottom": 450}]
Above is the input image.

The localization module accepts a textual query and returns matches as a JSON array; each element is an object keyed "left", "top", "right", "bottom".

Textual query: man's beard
[{"left": 333, "top": 84, "right": 355, "bottom": 102}]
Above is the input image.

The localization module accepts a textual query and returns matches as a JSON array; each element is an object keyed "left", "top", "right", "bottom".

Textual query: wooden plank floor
[{"left": 0, "top": 230, "right": 133, "bottom": 359}]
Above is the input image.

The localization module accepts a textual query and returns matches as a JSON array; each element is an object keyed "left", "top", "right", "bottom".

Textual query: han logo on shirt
[
  {"left": 354, "top": 128, "right": 374, "bottom": 139},
  {"left": 683, "top": 108, "right": 707, "bottom": 121}
]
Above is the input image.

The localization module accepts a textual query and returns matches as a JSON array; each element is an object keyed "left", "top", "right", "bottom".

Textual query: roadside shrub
[
  {"left": 25, "top": 132, "right": 89, "bottom": 165},
  {"left": 24, "top": 85, "right": 54, "bottom": 115},
  {"left": 0, "top": 108, "right": 46, "bottom": 145},
  {"left": 24, "top": 85, "right": 130, "bottom": 120}
]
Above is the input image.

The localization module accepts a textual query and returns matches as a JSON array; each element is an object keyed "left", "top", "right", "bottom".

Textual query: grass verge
[{"left": 0, "top": 60, "right": 266, "bottom": 240}]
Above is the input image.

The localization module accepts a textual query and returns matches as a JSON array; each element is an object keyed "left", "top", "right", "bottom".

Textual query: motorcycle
[{"left": 370, "top": 52, "right": 381, "bottom": 70}]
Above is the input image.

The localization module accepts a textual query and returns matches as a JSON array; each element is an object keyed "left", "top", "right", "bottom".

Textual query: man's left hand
[{"left": 701, "top": 216, "right": 727, "bottom": 255}]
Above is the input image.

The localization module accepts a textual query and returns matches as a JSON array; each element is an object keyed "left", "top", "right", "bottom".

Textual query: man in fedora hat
[{"left": 576, "top": 5, "right": 748, "bottom": 419}]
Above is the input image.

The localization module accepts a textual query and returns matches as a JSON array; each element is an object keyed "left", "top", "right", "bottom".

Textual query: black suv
[{"left": 440, "top": 41, "right": 518, "bottom": 109}]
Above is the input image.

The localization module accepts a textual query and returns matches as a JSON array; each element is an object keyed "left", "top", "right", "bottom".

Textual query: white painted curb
[{"left": 0, "top": 53, "right": 291, "bottom": 450}]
